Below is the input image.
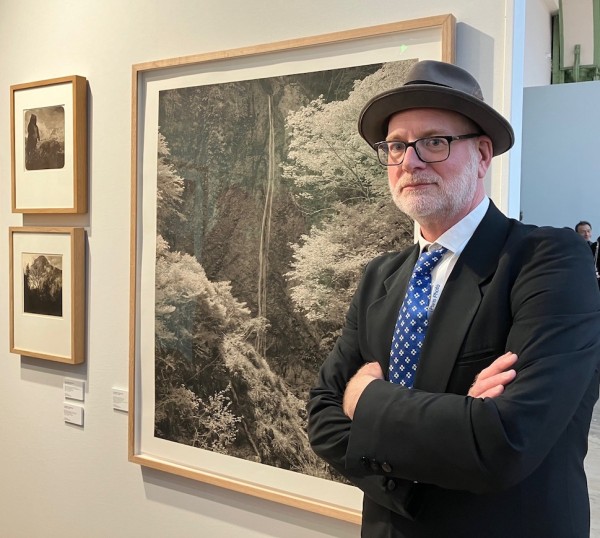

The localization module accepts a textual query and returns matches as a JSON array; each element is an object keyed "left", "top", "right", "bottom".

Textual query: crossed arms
[{"left": 342, "top": 352, "right": 518, "bottom": 420}]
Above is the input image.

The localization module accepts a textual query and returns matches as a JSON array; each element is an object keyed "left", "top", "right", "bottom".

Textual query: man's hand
[
  {"left": 468, "top": 352, "right": 518, "bottom": 399},
  {"left": 343, "top": 362, "right": 384, "bottom": 419}
]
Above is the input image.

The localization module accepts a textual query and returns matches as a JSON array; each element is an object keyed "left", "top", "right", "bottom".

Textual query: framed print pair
[
  {"left": 10, "top": 75, "right": 87, "bottom": 213},
  {"left": 9, "top": 227, "right": 85, "bottom": 364},
  {"left": 130, "top": 15, "right": 455, "bottom": 523},
  {"left": 9, "top": 77, "right": 88, "bottom": 362}
]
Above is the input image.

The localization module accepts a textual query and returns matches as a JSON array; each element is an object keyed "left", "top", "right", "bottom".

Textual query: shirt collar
[{"left": 418, "top": 197, "right": 490, "bottom": 255}]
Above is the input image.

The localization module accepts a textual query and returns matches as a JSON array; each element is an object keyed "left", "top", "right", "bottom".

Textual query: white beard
[{"left": 390, "top": 147, "right": 479, "bottom": 224}]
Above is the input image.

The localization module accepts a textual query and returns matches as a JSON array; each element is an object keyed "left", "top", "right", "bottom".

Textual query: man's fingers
[
  {"left": 343, "top": 362, "right": 383, "bottom": 419},
  {"left": 360, "top": 361, "right": 384, "bottom": 378},
  {"left": 470, "top": 369, "right": 516, "bottom": 396},
  {"left": 477, "top": 352, "right": 518, "bottom": 381},
  {"left": 478, "top": 384, "right": 505, "bottom": 399},
  {"left": 468, "top": 351, "right": 517, "bottom": 398}
]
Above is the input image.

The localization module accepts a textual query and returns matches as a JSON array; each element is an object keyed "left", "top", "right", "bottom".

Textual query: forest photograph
[{"left": 152, "top": 58, "right": 416, "bottom": 482}]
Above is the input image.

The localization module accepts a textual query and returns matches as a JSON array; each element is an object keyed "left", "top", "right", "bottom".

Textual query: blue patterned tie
[{"left": 389, "top": 247, "right": 448, "bottom": 387}]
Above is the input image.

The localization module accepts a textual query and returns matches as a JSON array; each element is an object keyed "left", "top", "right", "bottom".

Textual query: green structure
[{"left": 553, "top": 0, "right": 600, "bottom": 82}]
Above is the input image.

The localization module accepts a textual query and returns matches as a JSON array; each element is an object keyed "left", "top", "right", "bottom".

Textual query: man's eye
[
  {"left": 388, "top": 142, "right": 405, "bottom": 153},
  {"left": 423, "top": 137, "right": 447, "bottom": 149}
]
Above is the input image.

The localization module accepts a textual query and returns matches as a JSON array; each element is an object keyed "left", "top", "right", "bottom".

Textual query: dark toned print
[
  {"left": 22, "top": 253, "right": 63, "bottom": 317},
  {"left": 24, "top": 105, "right": 65, "bottom": 171}
]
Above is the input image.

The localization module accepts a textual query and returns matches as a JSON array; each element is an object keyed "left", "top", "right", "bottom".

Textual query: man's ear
[{"left": 477, "top": 136, "right": 494, "bottom": 179}]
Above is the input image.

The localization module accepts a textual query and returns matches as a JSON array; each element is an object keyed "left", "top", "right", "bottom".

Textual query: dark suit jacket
[
  {"left": 308, "top": 202, "right": 600, "bottom": 537},
  {"left": 589, "top": 241, "right": 600, "bottom": 288}
]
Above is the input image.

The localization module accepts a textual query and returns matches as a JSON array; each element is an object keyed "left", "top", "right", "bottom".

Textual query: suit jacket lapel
[
  {"left": 366, "top": 244, "right": 419, "bottom": 371},
  {"left": 414, "top": 202, "right": 511, "bottom": 392}
]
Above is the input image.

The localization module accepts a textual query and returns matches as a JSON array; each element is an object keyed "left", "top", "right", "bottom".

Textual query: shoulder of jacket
[
  {"left": 504, "top": 219, "right": 588, "bottom": 257},
  {"left": 365, "top": 246, "right": 416, "bottom": 276}
]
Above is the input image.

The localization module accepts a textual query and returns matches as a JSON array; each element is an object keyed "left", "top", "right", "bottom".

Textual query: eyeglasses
[{"left": 374, "top": 133, "right": 481, "bottom": 166}]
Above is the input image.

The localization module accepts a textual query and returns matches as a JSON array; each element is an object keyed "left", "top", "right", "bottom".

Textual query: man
[
  {"left": 307, "top": 60, "right": 600, "bottom": 537},
  {"left": 576, "top": 220, "right": 593, "bottom": 242},
  {"left": 575, "top": 221, "right": 600, "bottom": 288}
]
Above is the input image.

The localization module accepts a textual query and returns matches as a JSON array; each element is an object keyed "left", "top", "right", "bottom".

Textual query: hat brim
[{"left": 358, "top": 85, "right": 514, "bottom": 157}]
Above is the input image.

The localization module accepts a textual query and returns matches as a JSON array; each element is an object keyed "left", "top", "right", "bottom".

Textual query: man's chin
[
  {"left": 393, "top": 201, "right": 437, "bottom": 221},
  {"left": 393, "top": 193, "right": 438, "bottom": 219}
]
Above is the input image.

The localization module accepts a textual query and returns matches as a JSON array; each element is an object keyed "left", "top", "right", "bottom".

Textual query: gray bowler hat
[{"left": 358, "top": 60, "right": 514, "bottom": 156}]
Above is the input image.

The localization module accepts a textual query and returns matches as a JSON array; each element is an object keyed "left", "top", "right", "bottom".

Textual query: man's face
[
  {"left": 386, "top": 108, "right": 491, "bottom": 231},
  {"left": 577, "top": 224, "right": 592, "bottom": 241}
]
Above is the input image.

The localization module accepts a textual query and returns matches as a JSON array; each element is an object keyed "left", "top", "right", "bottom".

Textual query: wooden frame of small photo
[
  {"left": 10, "top": 227, "right": 86, "bottom": 364},
  {"left": 10, "top": 75, "right": 87, "bottom": 213}
]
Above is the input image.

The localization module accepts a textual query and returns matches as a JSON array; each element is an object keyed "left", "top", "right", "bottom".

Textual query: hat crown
[{"left": 404, "top": 60, "right": 484, "bottom": 101}]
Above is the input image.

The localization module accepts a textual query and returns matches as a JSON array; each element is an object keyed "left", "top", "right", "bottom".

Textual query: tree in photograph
[
  {"left": 286, "top": 201, "right": 413, "bottom": 347},
  {"left": 157, "top": 131, "right": 185, "bottom": 239},
  {"left": 154, "top": 234, "right": 261, "bottom": 448},
  {"left": 283, "top": 60, "right": 416, "bottom": 345},
  {"left": 282, "top": 60, "right": 416, "bottom": 218},
  {"left": 221, "top": 330, "right": 324, "bottom": 475},
  {"left": 155, "top": 382, "right": 240, "bottom": 454}
]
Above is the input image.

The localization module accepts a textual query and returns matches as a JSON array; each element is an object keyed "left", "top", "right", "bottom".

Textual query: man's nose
[{"left": 401, "top": 146, "right": 426, "bottom": 172}]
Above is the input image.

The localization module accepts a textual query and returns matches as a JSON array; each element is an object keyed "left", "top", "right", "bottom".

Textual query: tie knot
[{"left": 414, "top": 247, "right": 447, "bottom": 275}]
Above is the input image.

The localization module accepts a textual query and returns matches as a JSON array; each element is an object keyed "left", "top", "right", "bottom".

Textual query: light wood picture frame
[
  {"left": 130, "top": 15, "right": 455, "bottom": 523},
  {"left": 10, "top": 227, "right": 86, "bottom": 364},
  {"left": 10, "top": 75, "right": 87, "bottom": 213}
]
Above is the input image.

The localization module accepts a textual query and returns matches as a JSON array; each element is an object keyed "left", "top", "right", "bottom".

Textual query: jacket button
[
  {"left": 381, "top": 462, "right": 392, "bottom": 473},
  {"left": 370, "top": 459, "right": 381, "bottom": 473},
  {"left": 386, "top": 479, "right": 397, "bottom": 491},
  {"left": 360, "top": 456, "right": 370, "bottom": 468}
]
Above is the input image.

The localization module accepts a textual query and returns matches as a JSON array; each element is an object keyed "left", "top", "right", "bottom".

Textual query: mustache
[{"left": 396, "top": 174, "right": 439, "bottom": 189}]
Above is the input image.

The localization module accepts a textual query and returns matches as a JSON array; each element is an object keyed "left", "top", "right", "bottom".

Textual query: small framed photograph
[
  {"left": 10, "top": 227, "right": 86, "bottom": 364},
  {"left": 10, "top": 76, "right": 87, "bottom": 213}
]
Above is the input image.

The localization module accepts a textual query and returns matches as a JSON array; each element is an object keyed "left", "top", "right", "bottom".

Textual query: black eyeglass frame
[{"left": 373, "top": 133, "right": 481, "bottom": 166}]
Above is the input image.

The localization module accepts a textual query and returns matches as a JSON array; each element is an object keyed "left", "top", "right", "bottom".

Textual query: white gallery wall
[{"left": 0, "top": 1, "right": 548, "bottom": 536}]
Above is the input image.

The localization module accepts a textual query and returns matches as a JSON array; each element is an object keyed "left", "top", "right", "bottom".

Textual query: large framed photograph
[
  {"left": 10, "top": 76, "right": 87, "bottom": 213},
  {"left": 10, "top": 227, "right": 86, "bottom": 364},
  {"left": 130, "top": 15, "right": 454, "bottom": 523}
]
